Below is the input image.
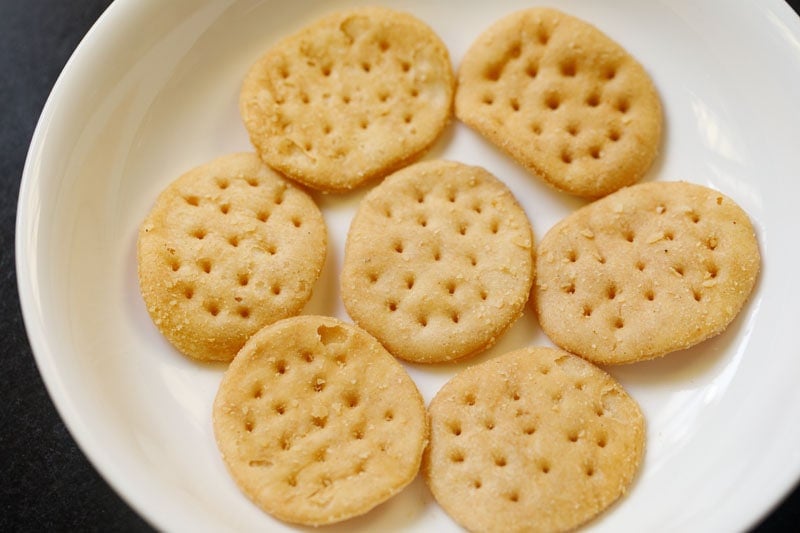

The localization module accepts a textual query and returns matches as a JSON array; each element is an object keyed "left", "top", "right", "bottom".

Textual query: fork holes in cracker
[
  {"left": 494, "top": 455, "right": 507, "bottom": 467},
  {"left": 545, "top": 93, "right": 561, "bottom": 110},
  {"left": 184, "top": 195, "right": 199, "bottom": 207},
  {"left": 510, "top": 98, "right": 520, "bottom": 112},
  {"left": 537, "top": 28, "right": 549, "bottom": 45},
  {"left": 616, "top": 98, "right": 631, "bottom": 113},
  {"left": 271, "top": 284, "right": 282, "bottom": 296},
  {"left": 192, "top": 228, "right": 206, "bottom": 240},
  {"left": 525, "top": 61, "right": 538, "bottom": 78},
  {"left": 450, "top": 450, "right": 465, "bottom": 463},
  {"left": 199, "top": 259, "right": 212, "bottom": 274},
  {"left": 539, "top": 460, "right": 551, "bottom": 474},
  {"left": 256, "top": 211, "right": 269, "bottom": 222},
  {"left": 343, "top": 390, "right": 360, "bottom": 408},
  {"left": 582, "top": 305, "right": 593, "bottom": 317},
  {"left": 237, "top": 307, "right": 250, "bottom": 319},
  {"left": 607, "top": 285, "right": 617, "bottom": 300},
  {"left": 560, "top": 59, "right": 577, "bottom": 77},
  {"left": 205, "top": 301, "right": 220, "bottom": 317}
]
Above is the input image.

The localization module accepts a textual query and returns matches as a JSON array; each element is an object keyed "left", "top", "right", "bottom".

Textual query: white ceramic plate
[{"left": 17, "top": 0, "right": 800, "bottom": 531}]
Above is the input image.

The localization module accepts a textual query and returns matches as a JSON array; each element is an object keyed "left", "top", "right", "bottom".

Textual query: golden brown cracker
[
  {"left": 424, "top": 346, "right": 645, "bottom": 533},
  {"left": 535, "top": 181, "right": 760, "bottom": 364},
  {"left": 137, "top": 152, "right": 327, "bottom": 362},
  {"left": 456, "top": 7, "right": 662, "bottom": 198},
  {"left": 212, "top": 316, "right": 428, "bottom": 526},
  {"left": 341, "top": 160, "right": 534, "bottom": 363},
  {"left": 240, "top": 7, "right": 454, "bottom": 191}
]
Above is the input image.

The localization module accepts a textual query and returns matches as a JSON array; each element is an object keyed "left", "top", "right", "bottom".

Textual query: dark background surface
[{"left": 2, "top": 1, "right": 799, "bottom": 531}]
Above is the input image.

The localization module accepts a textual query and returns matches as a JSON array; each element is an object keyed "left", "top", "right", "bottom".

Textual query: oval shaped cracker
[
  {"left": 341, "top": 160, "right": 535, "bottom": 363},
  {"left": 535, "top": 181, "right": 760, "bottom": 364},
  {"left": 212, "top": 316, "right": 428, "bottom": 526},
  {"left": 240, "top": 7, "right": 454, "bottom": 191},
  {"left": 424, "top": 346, "right": 644, "bottom": 533},
  {"left": 455, "top": 7, "right": 662, "bottom": 198},
  {"left": 137, "top": 153, "right": 327, "bottom": 362}
]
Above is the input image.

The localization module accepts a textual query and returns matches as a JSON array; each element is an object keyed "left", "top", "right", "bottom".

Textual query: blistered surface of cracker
[
  {"left": 456, "top": 7, "right": 662, "bottom": 198},
  {"left": 424, "top": 346, "right": 644, "bottom": 533},
  {"left": 535, "top": 181, "right": 760, "bottom": 364},
  {"left": 341, "top": 160, "right": 535, "bottom": 363},
  {"left": 212, "top": 316, "right": 428, "bottom": 526},
  {"left": 137, "top": 153, "right": 327, "bottom": 362},
  {"left": 240, "top": 6, "right": 454, "bottom": 191}
]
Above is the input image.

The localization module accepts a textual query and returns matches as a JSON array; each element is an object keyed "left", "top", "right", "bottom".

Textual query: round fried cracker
[
  {"left": 137, "top": 153, "right": 327, "bottom": 362},
  {"left": 240, "top": 7, "right": 454, "bottom": 191},
  {"left": 535, "top": 181, "right": 760, "bottom": 364},
  {"left": 424, "top": 346, "right": 645, "bottom": 533},
  {"left": 341, "top": 160, "right": 535, "bottom": 363},
  {"left": 455, "top": 7, "right": 662, "bottom": 198},
  {"left": 212, "top": 316, "right": 428, "bottom": 526}
]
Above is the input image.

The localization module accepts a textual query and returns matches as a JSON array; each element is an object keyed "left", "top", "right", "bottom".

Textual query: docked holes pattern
[
  {"left": 205, "top": 301, "right": 220, "bottom": 317},
  {"left": 545, "top": 93, "right": 561, "bottom": 110},
  {"left": 560, "top": 59, "right": 577, "bottom": 77}
]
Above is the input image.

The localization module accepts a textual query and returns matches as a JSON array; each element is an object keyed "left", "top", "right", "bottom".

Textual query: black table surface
[{"left": 3, "top": 1, "right": 800, "bottom": 531}]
